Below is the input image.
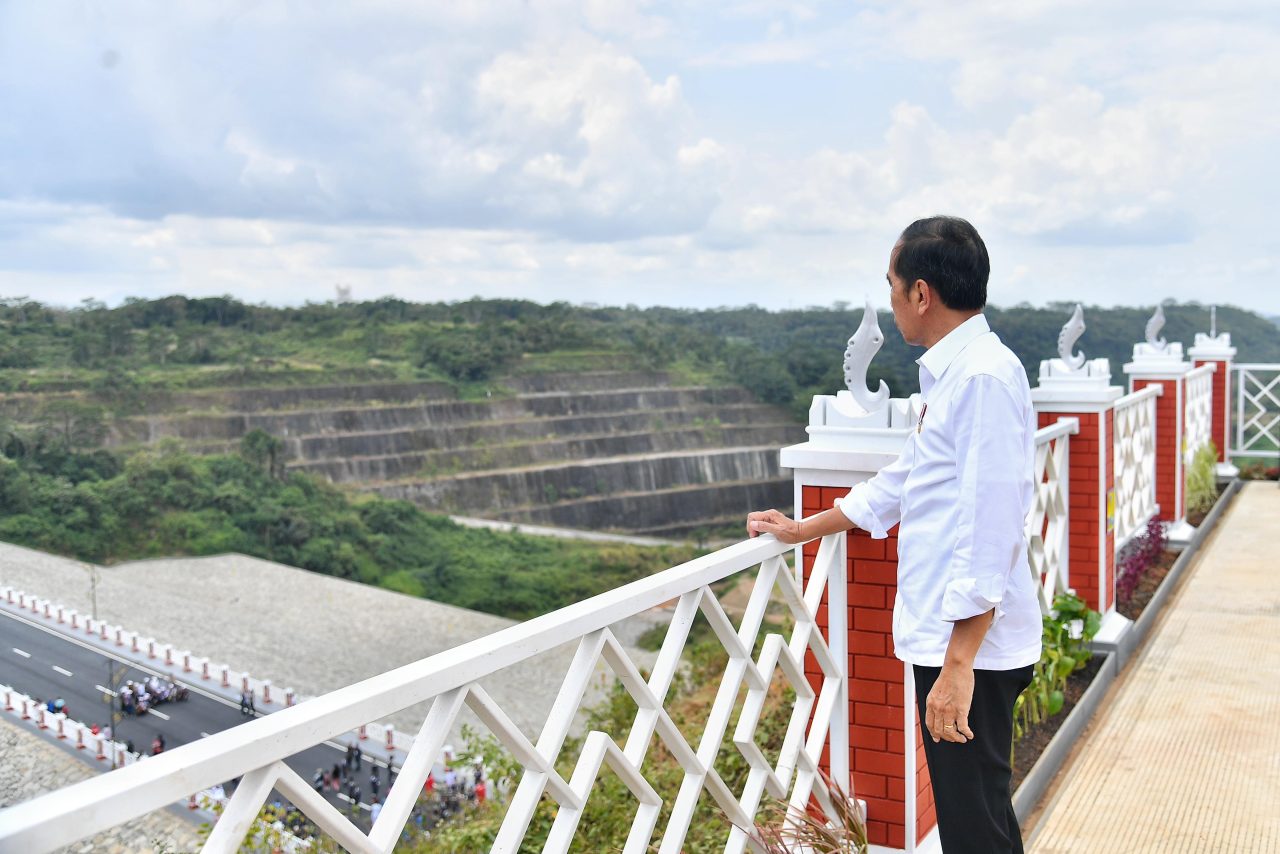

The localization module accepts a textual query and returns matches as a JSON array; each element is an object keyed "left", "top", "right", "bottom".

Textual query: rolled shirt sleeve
[
  {"left": 836, "top": 437, "right": 913, "bottom": 539},
  {"left": 941, "top": 373, "right": 1030, "bottom": 624}
]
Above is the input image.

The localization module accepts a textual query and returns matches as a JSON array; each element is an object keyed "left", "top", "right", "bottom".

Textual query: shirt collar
[{"left": 916, "top": 313, "right": 990, "bottom": 382}]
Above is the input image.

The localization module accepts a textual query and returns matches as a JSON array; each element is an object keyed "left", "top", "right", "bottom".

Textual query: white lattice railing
[
  {"left": 1183, "top": 364, "right": 1216, "bottom": 463},
  {"left": 1025, "top": 417, "right": 1078, "bottom": 614},
  {"left": 1113, "top": 385, "right": 1163, "bottom": 551},
  {"left": 1234, "top": 364, "right": 1280, "bottom": 460},
  {"left": 0, "top": 533, "right": 850, "bottom": 854}
]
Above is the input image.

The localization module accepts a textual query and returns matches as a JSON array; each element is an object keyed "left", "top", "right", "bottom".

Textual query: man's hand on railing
[
  {"left": 746, "top": 509, "right": 803, "bottom": 543},
  {"left": 747, "top": 506, "right": 854, "bottom": 545}
]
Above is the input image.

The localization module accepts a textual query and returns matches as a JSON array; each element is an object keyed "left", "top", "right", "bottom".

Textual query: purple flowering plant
[{"left": 1117, "top": 518, "right": 1167, "bottom": 606}]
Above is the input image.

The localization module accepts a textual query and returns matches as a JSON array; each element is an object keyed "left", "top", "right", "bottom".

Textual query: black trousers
[{"left": 913, "top": 664, "right": 1033, "bottom": 854}]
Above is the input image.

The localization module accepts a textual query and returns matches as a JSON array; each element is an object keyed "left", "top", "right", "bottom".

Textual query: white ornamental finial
[
  {"left": 842, "top": 297, "right": 890, "bottom": 412},
  {"left": 1057, "top": 303, "right": 1086, "bottom": 371},
  {"left": 1145, "top": 305, "right": 1168, "bottom": 351},
  {"left": 1210, "top": 305, "right": 1217, "bottom": 338}
]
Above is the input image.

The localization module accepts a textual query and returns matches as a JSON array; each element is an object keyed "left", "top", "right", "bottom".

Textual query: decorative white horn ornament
[
  {"left": 1145, "top": 305, "right": 1168, "bottom": 351},
  {"left": 842, "top": 298, "right": 890, "bottom": 412},
  {"left": 1057, "top": 303, "right": 1087, "bottom": 371}
]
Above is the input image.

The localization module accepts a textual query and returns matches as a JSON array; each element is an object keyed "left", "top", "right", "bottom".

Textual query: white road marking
[
  {"left": 12, "top": 648, "right": 30, "bottom": 658},
  {"left": 95, "top": 685, "right": 119, "bottom": 698},
  {"left": 52, "top": 665, "right": 73, "bottom": 677},
  {"left": 147, "top": 708, "right": 170, "bottom": 721},
  {"left": 200, "top": 731, "right": 211, "bottom": 738}
]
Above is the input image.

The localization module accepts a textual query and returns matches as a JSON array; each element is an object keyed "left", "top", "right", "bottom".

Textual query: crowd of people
[{"left": 119, "top": 676, "right": 187, "bottom": 716}]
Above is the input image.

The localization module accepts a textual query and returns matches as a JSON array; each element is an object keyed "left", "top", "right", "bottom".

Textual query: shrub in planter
[
  {"left": 1185, "top": 441, "right": 1219, "bottom": 517},
  {"left": 1013, "top": 592, "right": 1101, "bottom": 752},
  {"left": 1117, "top": 518, "right": 1167, "bottom": 608}
]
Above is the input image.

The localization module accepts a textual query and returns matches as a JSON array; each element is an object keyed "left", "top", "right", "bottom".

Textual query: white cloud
[{"left": 1, "top": 1, "right": 1279, "bottom": 315}]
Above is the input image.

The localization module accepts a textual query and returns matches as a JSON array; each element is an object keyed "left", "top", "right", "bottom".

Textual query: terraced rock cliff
[{"left": 105, "top": 372, "right": 805, "bottom": 537}]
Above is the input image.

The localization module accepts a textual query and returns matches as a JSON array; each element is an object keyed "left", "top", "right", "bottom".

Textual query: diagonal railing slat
[
  {"left": 1113, "top": 385, "right": 1162, "bottom": 551},
  {"left": 1234, "top": 364, "right": 1280, "bottom": 459},
  {"left": 1025, "top": 417, "right": 1077, "bottom": 612}
]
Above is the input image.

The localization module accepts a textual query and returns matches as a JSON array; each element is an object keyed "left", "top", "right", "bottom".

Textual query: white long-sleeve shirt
[{"left": 837, "top": 314, "right": 1042, "bottom": 670}]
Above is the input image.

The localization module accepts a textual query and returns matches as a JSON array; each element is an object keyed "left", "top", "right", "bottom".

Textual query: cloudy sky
[{"left": 2, "top": 1, "right": 1278, "bottom": 315}]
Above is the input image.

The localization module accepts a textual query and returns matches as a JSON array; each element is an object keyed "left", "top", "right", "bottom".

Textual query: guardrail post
[
  {"left": 385, "top": 724, "right": 395, "bottom": 753},
  {"left": 262, "top": 681, "right": 272, "bottom": 705},
  {"left": 782, "top": 390, "right": 926, "bottom": 852},
  {"left": 1189, "top": 330, "right": 1238, "bottom": 478},
  {"left": 221, "top": 666, "right": 230, "bottom": 688},
  {"left": 1031, "top": 357, "right": 1123, "bottom": 619},
  {"left": 1124, "top": 340, "right": 1195, "bottom": 543},
  {"left": 285, "top": 688, "right": 295, "bottom": 707}
]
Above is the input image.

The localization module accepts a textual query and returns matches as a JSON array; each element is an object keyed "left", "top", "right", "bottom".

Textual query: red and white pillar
[
  {"left": 1030, "top": 358, "right": 1123, "bottom": 623},
  {"left": 1124, "top": 342, "right": 1195, "bottom": 543},
  {"left": 1188, "top": 331, "right": 1237, "bottom": 479},
  {"left": 782, "top": 392, "right": 938, "bottom": 853}
]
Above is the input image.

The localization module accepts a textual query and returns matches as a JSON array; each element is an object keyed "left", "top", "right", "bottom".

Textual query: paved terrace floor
[{"left": 1031, "top": 481, "right": 1280, "bottom": 853}]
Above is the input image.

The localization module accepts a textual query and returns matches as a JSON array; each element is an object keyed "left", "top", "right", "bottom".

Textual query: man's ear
[{"left": 915, "top": 279, "right": 931, "bottom": 315}]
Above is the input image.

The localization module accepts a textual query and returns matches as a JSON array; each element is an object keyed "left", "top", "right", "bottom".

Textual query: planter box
[{"left": 1012, "top": 478, "right": 1243, "bottom": 827}]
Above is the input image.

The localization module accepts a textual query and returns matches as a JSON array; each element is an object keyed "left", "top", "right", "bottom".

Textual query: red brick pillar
[
  {"left": 1189, "top": 332, "right": 1237, "bottom": 475},
  {"left": 782, "top": 381, "right": 940, "bottom": 852},
  {"left": 1124, "top": 345, "right": 1193, "bottom": 528},
  {"left": 797, "top": 485, "right": 926, "bottom": 852},
  {"left": 1030, "top": 360, "right": 1123, "bottom": 615}
]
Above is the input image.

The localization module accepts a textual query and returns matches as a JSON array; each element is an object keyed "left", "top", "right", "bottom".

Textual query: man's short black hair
[{"left": 893, "top": 216, "right": 989, "bottom": 311}]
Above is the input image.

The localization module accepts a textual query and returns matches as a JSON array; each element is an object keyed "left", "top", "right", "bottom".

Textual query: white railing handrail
[
  {"left": 1185, "top": 363, "right": 1216, "bottom": 380},
  {"left": 1231, "top": 362, "right": 1280, "bottom": 370},
  {"left": 1113, "top": 384, "right": 1164, "bottom": 410},
  {"left": 1034, "top": 416, "right": 1080, "bottom": 444},
  {"left": 0, "top": 534, "right": 819, "bottom": 852}
]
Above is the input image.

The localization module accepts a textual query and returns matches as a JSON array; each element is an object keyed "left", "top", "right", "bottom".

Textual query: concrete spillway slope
[{"left": 104, "top": 371, "right": 806, "bottom": 536}]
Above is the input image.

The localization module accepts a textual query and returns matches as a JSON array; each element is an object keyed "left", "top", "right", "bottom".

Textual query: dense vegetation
[
  {"left": 0, "top": 429, "right": 699, "bottom": 620},
  {"left": 1, "top": 295, "right": 1276, "bottom": 423}
]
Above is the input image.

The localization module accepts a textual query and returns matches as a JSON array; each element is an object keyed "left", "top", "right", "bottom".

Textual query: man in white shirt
[{"left": 748, "top": 216, "right": 1040, "bottom": 853}]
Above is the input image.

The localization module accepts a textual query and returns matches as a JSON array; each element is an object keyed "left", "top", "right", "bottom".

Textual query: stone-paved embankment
[{"left": 0, "top": 717, "right": 201, "bottom": 853}]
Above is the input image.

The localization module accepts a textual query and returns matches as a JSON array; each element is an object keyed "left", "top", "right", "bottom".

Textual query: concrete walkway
[{"left": 1030, "top": 481, "right": 1280, "bottom": 852}]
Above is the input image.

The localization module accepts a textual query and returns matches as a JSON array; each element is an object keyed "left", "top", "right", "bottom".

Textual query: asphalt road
[{"left": 0, "top": 609, "right": 401, "bottom": 827}]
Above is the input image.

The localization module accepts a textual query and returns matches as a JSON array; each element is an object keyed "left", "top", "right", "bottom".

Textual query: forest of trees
[{"left": 1, "top": 294, "right": 1276, "bottom": 423}]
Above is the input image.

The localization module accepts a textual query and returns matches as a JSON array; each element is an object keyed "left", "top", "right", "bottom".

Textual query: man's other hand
[
  {"left": 925, "top": 664, "right": 976, "bottom": 744},
  {"left": 746, "top": 509, "right": 803, "bottom": 544}
]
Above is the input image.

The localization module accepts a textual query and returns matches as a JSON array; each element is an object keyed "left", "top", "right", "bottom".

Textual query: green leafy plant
[
  {"left": 1012, "top": 592, "right": 1101, "bottom": 758},
  {"left": 1185, "top": 440, "right": 1219, "bottom": 516}
]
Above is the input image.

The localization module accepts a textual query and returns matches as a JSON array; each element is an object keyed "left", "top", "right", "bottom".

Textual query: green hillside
[{"left": 1, "top": 296, "right": 1275, "bottom": 424}]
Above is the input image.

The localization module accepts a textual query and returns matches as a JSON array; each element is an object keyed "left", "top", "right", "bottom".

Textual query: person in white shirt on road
[{"left": 748, "top": 216, "right": 1040, "bottom": 854}]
